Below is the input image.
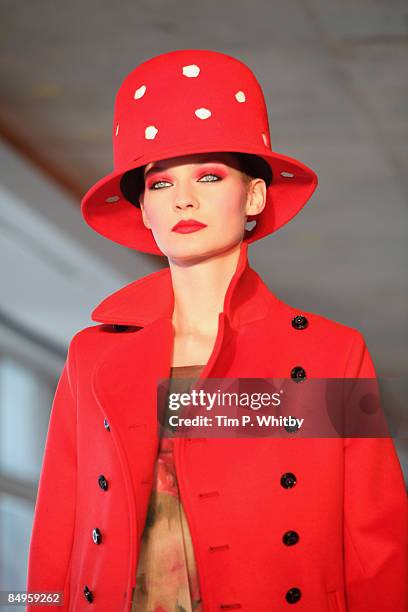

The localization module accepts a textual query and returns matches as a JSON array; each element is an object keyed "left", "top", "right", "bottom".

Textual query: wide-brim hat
[{"left": 81, "top": 49, "right": 318, "bottom": 256}]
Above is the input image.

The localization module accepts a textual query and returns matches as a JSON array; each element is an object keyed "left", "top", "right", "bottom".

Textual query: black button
[
  {"left": 83, "top": 585, "right": 93, "bottom": 603},
  {"left": 291, "top": 315, "right": 308, "bottom": 330},
  {"left": 98, "top": 474, "right": 108, "bottom": 491},
  {"left": 92, "top": 528, "right": 102, "bottom": 545},
  {"left": 103, "top": 418, "right": 110, "bottom": 431},
  {"left": 290, "top": 366, "right": 306, "bottom": 383},
  {"left": 113, "top": 324, "right": 129, "bottom": 332},
  {"left": 280, "top": 472, "right": 297, "bottom": 489},
  {"left": 282, "top": 530, "right": 299, "bottom": 546},
  {"left": 285, "top": 587, "right": 301, "bottom": 604},
  {"left": 284, "top": 422, "right": 299, "bottom": 433}
]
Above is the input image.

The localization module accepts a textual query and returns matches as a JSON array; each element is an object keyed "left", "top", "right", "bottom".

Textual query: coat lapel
[{"left": 91, "top": 318, "right": 173, "bottom": 436}]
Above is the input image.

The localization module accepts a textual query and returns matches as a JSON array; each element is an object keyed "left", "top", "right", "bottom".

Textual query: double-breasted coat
[{"left": 26, "top": 240, "right": 407, "bottom": 611}]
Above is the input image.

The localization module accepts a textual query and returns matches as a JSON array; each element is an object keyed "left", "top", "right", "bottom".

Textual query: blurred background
[{"left": 0, "top": 0, "right": 407, "bottom": 601}]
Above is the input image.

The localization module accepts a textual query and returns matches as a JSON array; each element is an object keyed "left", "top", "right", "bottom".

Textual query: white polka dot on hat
[
  {"left": 182, "top": 64, "right": 200, "bottom": 77},
  {"left": 194, "top": 108, "right": 212, "bottom": 120},
  {"left": 145, "top": 125, "right": 158, "bottom": 140},
  {"left": 134, "top": 85, "right": 147, "bottom": 99}
]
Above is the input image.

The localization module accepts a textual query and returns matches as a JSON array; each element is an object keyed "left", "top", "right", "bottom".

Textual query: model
[{"left": 26, "top": 49, "right": 407, "bottom": 612}]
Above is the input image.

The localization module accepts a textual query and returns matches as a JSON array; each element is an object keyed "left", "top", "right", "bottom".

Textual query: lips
[{"left": 172, "top": 219, "right": 208, "bottom": 233}]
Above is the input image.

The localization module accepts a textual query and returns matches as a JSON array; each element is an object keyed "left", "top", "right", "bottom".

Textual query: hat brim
[{"left": 81, "top": 144, "right": 318, "bottom": 255}]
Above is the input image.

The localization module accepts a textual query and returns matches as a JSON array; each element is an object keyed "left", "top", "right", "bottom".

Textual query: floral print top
[{"left": 132, "top": 364, "right": 205, "bottom": 612}]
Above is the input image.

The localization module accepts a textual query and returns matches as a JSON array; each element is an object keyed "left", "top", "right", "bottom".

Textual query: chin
[{"left": 158, "top": 234, "right": 243, "bottom": 263}]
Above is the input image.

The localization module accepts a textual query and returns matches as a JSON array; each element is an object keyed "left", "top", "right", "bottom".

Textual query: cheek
[
  {"left": 142, "top": 198, "right": 169, "bottom": 230},
  {"left": 210, "top": 184, "right": 247, "bottom": 220}
]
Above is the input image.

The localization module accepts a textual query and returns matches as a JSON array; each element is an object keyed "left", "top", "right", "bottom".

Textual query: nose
[
  {"left": 173, "top": 181, "right": 199, "bottom": 211},
  {"left": 175, "top": 199, "right": 197, "bottom": 211}
]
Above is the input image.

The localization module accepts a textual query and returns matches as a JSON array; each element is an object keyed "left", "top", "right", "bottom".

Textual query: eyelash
[{"left": 148, "top": 173, "right": 222, "bottom": 190}]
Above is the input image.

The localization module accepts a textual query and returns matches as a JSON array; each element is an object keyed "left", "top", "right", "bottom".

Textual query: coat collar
[{"left": 91, "top": 241, "right": 279, "bottom": 329}]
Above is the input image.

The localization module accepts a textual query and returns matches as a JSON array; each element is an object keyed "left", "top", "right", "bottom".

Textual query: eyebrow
[{"left": 144, "top": 156, "right": 227, "bottom": 179}]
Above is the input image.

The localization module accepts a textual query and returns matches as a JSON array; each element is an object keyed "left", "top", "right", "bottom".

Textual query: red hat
[{"left": 81, "top": 49, "right": 318, "bottom": 255}]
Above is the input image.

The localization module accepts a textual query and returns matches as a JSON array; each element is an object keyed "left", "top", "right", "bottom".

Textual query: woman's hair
[{"left": 120, "top": 152, "right": 273, "bottom": 208}]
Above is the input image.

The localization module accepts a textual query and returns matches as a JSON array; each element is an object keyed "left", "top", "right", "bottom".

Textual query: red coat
[{"left": 27, "top": 241, "right": 407, "bottom": 611}]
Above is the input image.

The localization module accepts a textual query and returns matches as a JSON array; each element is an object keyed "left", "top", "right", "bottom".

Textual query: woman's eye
[
  {"left": 198, "top": 173, "right": 221, "bottom": 183},
  {"left": 149, "top": 180, "right": 171, "bottom": 190}
]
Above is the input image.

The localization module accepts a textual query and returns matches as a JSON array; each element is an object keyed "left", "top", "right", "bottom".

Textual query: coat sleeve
[
  {"left": 343, "top": 330, "right": 408, "bottom": 611},
  {"left": 26, "top": 333, "right": 79, "bottom": 611}
]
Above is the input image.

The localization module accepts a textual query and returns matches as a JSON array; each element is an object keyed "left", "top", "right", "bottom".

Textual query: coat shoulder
[
  {"left": 266, "top": 295, "right": 372, "bottom": 376},
  {"left": 272, "top": 293, "right": 365, "bottom": 345},
  {"left": 67, "top": 322, "right": 142, "bottom": 356}
]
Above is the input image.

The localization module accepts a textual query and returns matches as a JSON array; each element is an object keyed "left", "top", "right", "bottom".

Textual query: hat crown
[{"left": 112, "top": 49, "right": 271, "bottom": 170}]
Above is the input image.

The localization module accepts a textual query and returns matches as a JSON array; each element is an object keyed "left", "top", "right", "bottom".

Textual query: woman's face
[{"left": 139, "top": 152, "right": 266, "bottom": 263}]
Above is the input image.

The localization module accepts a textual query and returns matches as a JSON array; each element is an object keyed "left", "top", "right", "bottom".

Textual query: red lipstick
[{"left": 172, "top": 219, "right": 208, "bottom": 233}]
